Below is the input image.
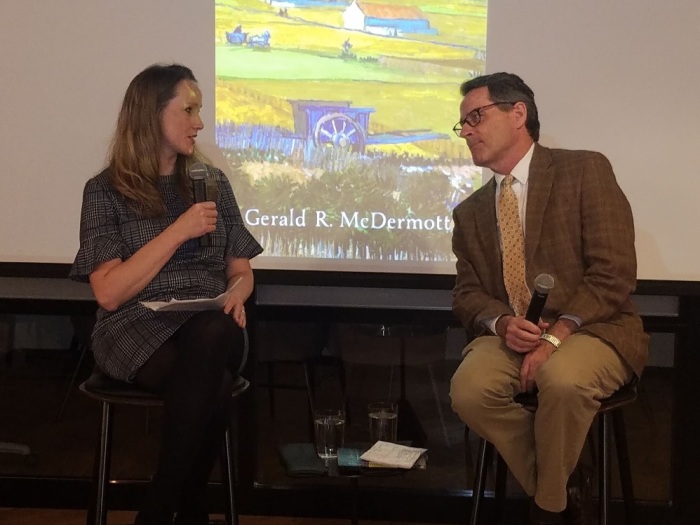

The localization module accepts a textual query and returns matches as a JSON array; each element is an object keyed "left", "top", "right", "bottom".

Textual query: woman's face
[{"left": 159, "top": 79, "right": 204, "bottom": 172}]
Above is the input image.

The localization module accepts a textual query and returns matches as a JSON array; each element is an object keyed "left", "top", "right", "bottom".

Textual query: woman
[{"left": 70, "top": 63, "right": 262, "bottom": 525}]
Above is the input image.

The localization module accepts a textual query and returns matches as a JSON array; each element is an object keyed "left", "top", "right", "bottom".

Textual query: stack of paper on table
[{"left": 359, "top": 441, "right": 428, "bottom": 469}]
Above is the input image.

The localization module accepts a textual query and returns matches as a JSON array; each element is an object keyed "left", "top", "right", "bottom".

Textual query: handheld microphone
[
  {"left": 188, "top": 162, "right": 211, "bottom": 247},
  {"left": 525, "top": 273, "right": 555, "bottom": 324}
]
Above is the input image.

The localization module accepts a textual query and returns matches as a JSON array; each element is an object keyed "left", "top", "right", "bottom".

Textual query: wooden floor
[{"left": 0, "top": 508, "right": 441, "bottom": 525}]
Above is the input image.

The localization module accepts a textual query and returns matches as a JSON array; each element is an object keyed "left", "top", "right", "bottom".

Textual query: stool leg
[
  {"left": 612, "top": 411, "right": 635, "bottom": 525},
  {"left": 494, "top": 453, "right": 507, "bottom": 524},
  {"left": 586, "top": 430, "right": 597, "bottom": 472},
  {"left": 464, "top": 425, "right": 472, "bottom": 486},
  {"left": 464, "top": 426, "right": 472, "bottom": 524},
  {"left": 93, "top": 401, "right": 113, "bottom": 525},
  {"left": 599, "top": 413, "right": 611, "bottom": 525},
  {"left": 470, "top": 438, "right": 493, "bottom": 525},
  {"left": 221, "top": 426, "right": 238, "bottom": 525}
]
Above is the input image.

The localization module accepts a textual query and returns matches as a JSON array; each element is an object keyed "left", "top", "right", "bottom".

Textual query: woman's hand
[
  {"left": 223, "top": 292, "right": 246, "bottom": 328},
  {"left": 171, "top": 202, "right": 218, "bottom": 242},
  {"left": 223, "top": 257, "right": 255, "bottom": 329}
]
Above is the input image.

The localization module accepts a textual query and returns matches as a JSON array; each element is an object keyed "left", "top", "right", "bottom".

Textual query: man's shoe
[
  {"left": 564, "top": 464, "right": 594, "bottom": 525},
  {"left": 530, "top": 500, "right": 563, "bottom": 525}
]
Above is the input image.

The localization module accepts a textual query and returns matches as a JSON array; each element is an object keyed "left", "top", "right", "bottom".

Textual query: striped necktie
[{"left": 498, "top": 174, "right": 530, "bottom": 316}]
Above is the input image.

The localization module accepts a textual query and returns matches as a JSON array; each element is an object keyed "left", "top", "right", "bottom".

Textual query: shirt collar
[{"left": 494, "top": 142, "right": 536, "bottom": 187}]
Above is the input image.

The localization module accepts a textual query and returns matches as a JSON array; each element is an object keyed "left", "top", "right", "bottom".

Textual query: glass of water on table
[
  {"left": 368, "top": 401, "right": 398, "bottom": 443},
  {"left": 314, "top": 408, "right": 346, "bottom": 461}
]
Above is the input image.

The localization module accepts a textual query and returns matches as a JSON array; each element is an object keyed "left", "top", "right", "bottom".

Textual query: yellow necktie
[{"left": 498, "top": 175, "right": 530, "bottom": 316}]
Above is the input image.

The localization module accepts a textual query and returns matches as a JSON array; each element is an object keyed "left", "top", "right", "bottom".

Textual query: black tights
[{"left": 133, "top": 311, "right": 245, "bottom": 525}]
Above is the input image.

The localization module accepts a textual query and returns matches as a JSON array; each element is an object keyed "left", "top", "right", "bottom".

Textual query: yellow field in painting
[{"left": 216, "top": 79, "right": 467, "bottom": 157}]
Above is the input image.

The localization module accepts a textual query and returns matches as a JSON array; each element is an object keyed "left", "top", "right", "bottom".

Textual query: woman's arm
[
  {"left": 222, "top": 255, "right": 254, "bottom": 328},
  {"left": 89, "top": 201, "right": 218, "bottom": 311}
]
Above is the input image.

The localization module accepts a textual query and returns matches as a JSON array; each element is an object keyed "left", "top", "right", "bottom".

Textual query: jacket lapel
[
  {"left": 525, "top": 144, "right": 555, "bottom": 266},
  {"left": 472, "top": 175, "right": 501, "bottom": 266}
]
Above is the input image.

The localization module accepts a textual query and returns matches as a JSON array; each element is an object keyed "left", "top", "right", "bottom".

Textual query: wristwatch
[{"left": 539, "top": 332, "right": 562, "bottom": 349}]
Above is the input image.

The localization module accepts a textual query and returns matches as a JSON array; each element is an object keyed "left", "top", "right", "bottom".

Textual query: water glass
[
  {"left": 313, "top": 408, "right": 346, "bottom": 460},
  {"left": 368, "top": 401, "right": 398, "bottom": 443}
]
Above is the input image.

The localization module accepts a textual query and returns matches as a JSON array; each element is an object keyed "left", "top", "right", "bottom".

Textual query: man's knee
[
  {"left": 450, "top": 361, "right": 498, "bottom": 423},
  {"left": 536, "top": 362, "right": 597, "bottom": 408}
]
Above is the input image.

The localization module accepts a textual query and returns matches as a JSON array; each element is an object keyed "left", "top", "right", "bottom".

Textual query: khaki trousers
[{"left": 449, "top": 334, "right": 632, "bottom": 512}]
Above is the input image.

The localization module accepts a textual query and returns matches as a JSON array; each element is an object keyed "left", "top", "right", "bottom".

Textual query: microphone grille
[
  {"left": 534, "top": 273, "right": 555, "bottom": 294},
  {"left": 188, "top": 162, "right": 209, "bottom": 181}
]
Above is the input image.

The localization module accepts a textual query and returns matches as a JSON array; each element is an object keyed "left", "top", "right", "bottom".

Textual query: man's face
[{"left": 457, "top": 86, "right": 521, "bottom": 172}]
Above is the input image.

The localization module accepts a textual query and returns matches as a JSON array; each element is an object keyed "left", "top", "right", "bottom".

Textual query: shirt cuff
[
  {"left": 559, "top": 314, "right": 582, "bottom": 327},
  {"left": 483, "top": 315, "right": 501, "bottom": 335}
]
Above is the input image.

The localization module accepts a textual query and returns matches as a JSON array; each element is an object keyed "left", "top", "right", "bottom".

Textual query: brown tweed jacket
[{"left": 452, "top": 144, "right": 649, "bottom": 377}]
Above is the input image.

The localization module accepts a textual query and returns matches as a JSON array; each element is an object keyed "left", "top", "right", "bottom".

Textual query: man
[{"left": 449, "top": 72, "right": 648, "bottom": 525}]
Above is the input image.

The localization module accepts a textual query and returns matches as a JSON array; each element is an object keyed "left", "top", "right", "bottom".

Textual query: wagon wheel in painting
[{"left": 313, "top": 112, "right": 366, "bottom": 153}]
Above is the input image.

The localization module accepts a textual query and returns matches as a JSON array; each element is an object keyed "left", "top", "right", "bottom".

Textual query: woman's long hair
[{"left": 108, "top": 64, "right": 206, "bottom": 216}]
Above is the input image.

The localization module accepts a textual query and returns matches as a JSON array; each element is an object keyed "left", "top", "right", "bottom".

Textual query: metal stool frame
[
  {"left": 80, "top": 370, "right": 249, "bottom": 525},
  {"left": 466, "top": 382, "right": 637, "bottom": 525}
]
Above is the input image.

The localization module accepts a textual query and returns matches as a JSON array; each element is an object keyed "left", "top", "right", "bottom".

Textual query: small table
[{"left": 279, "top": 443, "right": 406, "bottom": 525}]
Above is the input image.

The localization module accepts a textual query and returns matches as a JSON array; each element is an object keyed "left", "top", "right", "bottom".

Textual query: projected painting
[{"left": 215, "top": 0, "right": 487, "bottom": 267}]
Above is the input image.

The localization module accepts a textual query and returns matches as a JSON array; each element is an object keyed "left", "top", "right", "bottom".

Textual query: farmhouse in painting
[{"left": 343, "top": 1, "right": 437, "bottom": 37}]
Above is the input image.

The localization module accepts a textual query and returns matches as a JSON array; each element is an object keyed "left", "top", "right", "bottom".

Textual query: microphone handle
[
  {"left": 525, "top": 291, "right": 548, "bottom": 324},
  {"left": 192, "top": 179, "right": 210, "bottom": 247}
]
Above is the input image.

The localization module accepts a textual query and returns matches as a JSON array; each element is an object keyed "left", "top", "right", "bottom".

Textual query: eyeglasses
[{"left": 452, "top": 102, "right": 517, "bottom": 136}]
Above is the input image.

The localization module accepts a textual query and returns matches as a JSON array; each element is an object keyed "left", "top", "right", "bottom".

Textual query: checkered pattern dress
[{"left": 70, "top": 167, "right": 263, "bottom": 381}]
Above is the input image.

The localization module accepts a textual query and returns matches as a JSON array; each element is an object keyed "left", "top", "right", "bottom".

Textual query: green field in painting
[{"left": 216, "top": 46, "right": 460, "bottom": 84}]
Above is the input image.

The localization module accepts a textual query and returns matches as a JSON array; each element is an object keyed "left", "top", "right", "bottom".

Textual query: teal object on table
[{"left": 278, "top": 443, "right": 327, "bottom": 476}]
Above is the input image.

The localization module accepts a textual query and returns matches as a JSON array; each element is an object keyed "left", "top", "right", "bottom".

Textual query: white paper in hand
[{"left": 141, "top": 277, "right": 242, "bottom": 312}]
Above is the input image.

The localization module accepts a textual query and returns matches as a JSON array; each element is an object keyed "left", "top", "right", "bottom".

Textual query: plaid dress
[{"left": 70, "top": 167, "right": 263, "bottom": 381}]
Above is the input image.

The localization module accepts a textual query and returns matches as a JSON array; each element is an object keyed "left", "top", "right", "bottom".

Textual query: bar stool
[
  {"left": 466, "top": 381, "right": 638, "bottom": 525},
  {"left": 79, "top": 369, "right": 249, "bottom": 525}
]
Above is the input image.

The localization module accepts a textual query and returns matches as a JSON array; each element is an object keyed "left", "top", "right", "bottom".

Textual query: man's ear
[
  {"left": 511, "top": 101, "right": 528, "bottom": 130},
  {"left": 512, "top": 101, "right": 527, "bottom": 124}
]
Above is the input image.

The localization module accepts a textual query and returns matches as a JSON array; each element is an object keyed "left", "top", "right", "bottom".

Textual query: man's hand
[
  {"left": 520, "top": 343, "right": 556, "bottom": 392},
  {"left": 497, "top": 315, "right": 549, "bottom": 354},
  {"left": 517, "top": 317, "right": 577, "bottom": 391}
]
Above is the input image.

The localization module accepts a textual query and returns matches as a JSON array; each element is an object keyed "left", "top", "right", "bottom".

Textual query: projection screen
[{"left": 1, "top": 0, "right": 699, "bottom": 282}]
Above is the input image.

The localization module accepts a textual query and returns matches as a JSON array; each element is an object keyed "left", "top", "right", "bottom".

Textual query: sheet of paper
[
  {"left": 359, "top": 441, "right": 428, "bottom": 470},
  {"left": 140, "top": 277, "right": 242, "bottom": 312}
]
